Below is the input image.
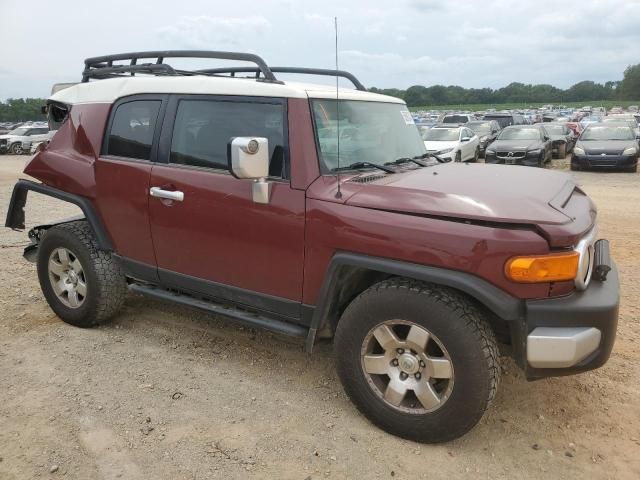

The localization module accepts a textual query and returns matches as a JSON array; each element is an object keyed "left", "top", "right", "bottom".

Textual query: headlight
[
  {"left": 505, "top": 252, "right": 579, "bottom": 283},
  {"left": 437, "top": 148, "right": 454, "bottom": 154},
  {"left": 573, "top": 146, "right": 585, "bottom": 155},
  {"left": 527, "top": 149, "right": 542, "bottom": 155},
  {"left": 480, "top": 136, "right": 488, "bottom": 142},
  {"left": 485, "top": 149, "right": 495, "bottom": 155},
  {"left": 623, "top": 147, "right": 637, "bottom": 156}
]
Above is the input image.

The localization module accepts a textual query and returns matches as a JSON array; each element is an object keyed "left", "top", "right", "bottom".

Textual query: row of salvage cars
[
  {"left": 0, "top": 122, "right": 53, "bottom": 155},
  {"left": 418, "top": 114, "right": 640, "bottom": 172}
]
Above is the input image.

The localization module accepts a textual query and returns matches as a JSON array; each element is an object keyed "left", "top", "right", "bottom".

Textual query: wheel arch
[
  {"left": 306, "top": 252, "right": 523, "bottom": 352},
  {"left": 5, "top": 179, "right": 113, "bottom": 252}
]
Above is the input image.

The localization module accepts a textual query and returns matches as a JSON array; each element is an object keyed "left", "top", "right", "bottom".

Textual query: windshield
[
  {"left": 581, "top": 126, "right": 634, "bottom": 140},
  {"left": 8, "top": 127, "right": 29, "bottom": 136},
  {"left": 421, "top": 128, "right": 460, "bottom": 141},
  {"left": 497, "top": 128, "right": 540, "bottom": 140},
  {"left": 466, "top": 122, "right": 492, "bottom": 134},
  {"left": 544, "top": 125, "right": 568, "bottom": 134},
  {"left": 442, "top": 115, "right": 469, "bottom": 124},
  {"left": 312, "top": 100, "right": 426, "bottom": 171}
]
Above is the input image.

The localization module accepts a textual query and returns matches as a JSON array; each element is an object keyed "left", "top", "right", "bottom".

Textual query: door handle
[{"left": 150, "top": 187, "right": 184, "bottom": 202}]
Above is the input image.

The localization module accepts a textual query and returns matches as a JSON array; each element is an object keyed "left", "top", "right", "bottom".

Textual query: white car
[
  {"left": 0, "top": 125, "right": 50, "bottom": 154},
  {"left": 421, "top": 125, "right": 480, "bottom": 162}
]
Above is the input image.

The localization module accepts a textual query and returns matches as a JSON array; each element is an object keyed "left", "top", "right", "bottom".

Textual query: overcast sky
[{"left": 1, "top": 0, "right": 639, "bottom": 99}]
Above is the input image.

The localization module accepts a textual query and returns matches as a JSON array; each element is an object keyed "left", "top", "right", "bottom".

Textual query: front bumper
[
  {"left": 511, "top": 261, "right": 619, "bottom": 380},
  {"left": 572, "top": 154, "right": 638, "bottom": 170},
  {"left": 485, "top": 151, "right": 541, "bottom": 167}
]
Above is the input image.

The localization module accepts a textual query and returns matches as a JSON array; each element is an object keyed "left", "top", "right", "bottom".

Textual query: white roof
[{"left": 49, "top": 76, "right": 405, "bottom": 105}]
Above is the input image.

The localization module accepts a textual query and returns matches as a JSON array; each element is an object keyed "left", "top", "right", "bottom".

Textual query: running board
[{"left": 128, "top": 283, "right": 308, "bottom": 338}]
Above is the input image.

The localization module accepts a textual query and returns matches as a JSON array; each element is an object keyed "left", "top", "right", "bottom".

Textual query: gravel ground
[{"left": 0, "top": 154, "right": 638, "bottom": 480}]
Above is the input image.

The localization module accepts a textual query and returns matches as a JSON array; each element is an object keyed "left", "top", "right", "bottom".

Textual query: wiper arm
[
  {"left": 384, "top": 157, "right": 429, "bottom": 167},
  {"left": 415, "top": 152, "right": 450, "bottom": 163},
  {"left": 332, "top": 162, "right": 395, "bottom": 173}
]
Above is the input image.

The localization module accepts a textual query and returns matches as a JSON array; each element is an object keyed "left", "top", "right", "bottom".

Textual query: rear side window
[
  {"left": 169, "top": 99, "right": 286, "bottom": 176},
  {"left": 106, "top": 100, "right": 161, "bottom": 160}
]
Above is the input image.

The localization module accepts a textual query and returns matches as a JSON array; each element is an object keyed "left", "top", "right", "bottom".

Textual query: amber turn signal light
[{"left": 505, "top": 252, "right": 579, "bottom": 283}]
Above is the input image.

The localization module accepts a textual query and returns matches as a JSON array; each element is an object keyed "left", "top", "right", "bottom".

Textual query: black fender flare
[
  {"left": 5, "top": 179, "right": 113, "bottom": 251},
  {"left": 305, "top": 251, "right": 524, "bottom": 352}
]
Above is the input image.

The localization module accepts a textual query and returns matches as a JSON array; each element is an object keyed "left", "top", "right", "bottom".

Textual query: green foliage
[
  {"left": 0, "top": 98, "right": 47, "bottom": 122},
  {"left": 369, "top": 65, "right": 638, "bottom": 107},
  {"left": 619, "top": 65, "right": 640, "bottom": 100}
]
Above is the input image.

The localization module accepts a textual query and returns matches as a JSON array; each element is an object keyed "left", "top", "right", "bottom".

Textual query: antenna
[{"left": 334, "top": 16, "right": 342, "bottom": 199}]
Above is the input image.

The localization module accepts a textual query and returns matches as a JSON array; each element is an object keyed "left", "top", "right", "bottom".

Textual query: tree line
[
  {"left": 370, "top": 63, "right": 640, "bottom": 107},
  {"left": 1, "top": 64, "right": 638, "bottom": 120}
]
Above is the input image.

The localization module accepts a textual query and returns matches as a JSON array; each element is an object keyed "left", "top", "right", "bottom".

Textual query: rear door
[
  {"left": 95, "top": 95, "right": 167, "bottom": 275},
  {"left": 148, "top": 95, "right": 306, "bottom": 320}
]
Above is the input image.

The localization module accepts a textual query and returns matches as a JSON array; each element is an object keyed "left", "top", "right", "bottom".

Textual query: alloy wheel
[{"left": 48, "top": 247, "right": 87, "bottom": 308}]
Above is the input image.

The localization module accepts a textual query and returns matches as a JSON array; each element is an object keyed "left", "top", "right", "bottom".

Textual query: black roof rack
[
  {"left": 82, "top": 50, "right": 282, "bottom": 84},
  {"left": 198, "top": 67, "right": 367, "bottom": 91},
  {"left": 81, "top": 50, "right": 367, "bottom": 90}
]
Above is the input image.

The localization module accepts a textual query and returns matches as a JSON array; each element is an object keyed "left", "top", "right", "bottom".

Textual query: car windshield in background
[
  {"left": 544, "top": 125, "right": 568, "bottom": 134},
  {"left": 442, "top": 115, "right": 469, "bottom": 124},
  {"left": 421, "top": 128, "right": 460, "bottom": 141},
  {"left": 311, "top": 100, "right": 426, "bottom": 171},
  {"left": 581, "top": 126, "right": 634, "bottom": 141},
  {"left": 497, "top": 128, "right": 540, "bottom": 140},
  {"left": 466, "top": 122, "right": 492, "bottom": 134},
  {"left": 9, "top": 127, "right": 29, "bottom": 136}
]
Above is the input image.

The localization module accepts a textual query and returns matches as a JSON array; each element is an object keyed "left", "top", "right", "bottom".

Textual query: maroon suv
[{"left": 5, "top": 51, "right": 618, "bottom": 443}]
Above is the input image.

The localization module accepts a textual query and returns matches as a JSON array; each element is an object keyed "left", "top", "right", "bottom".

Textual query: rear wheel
[
  {"left": 335, "top": 279, "right": 500, "bottom": 443},
  {"left": 37, "top": 221, "right": 127, "bottom": 327}
]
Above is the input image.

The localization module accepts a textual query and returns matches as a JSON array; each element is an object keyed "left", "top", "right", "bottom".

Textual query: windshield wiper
[
  {"left": 332, "top": 161, "right": 395, "bottom": 173},
  {"left": 415, "top": 152, "right": 450, "bottom": 163},
  {"left": 384, "top": 157, "right": 428, "bottom": 167}
]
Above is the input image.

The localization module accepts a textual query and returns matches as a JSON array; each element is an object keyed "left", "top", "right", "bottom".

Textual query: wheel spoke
[
  {"left": 67, "top": 289, "right": 80, "bottom": 307},
  {"left": 48, "top": 258, "right": 65, "bottom": 277},
  {"left": 372, "top": 324, "right": 400, "bottom": 350},
  {"left": 363, "top": 354, "right": 389, "bottom": 375},
  {"left": 70, "top": 258, "right": 83, "bottom": 274},
  {"left": 406, "top": 325, "right": 430, "bottom": 353},
  {"left": 76, "top": 280, "right": 87, "bottom": 297},
  {"left": 57, "top": 248, "right": 70, "bottom": 266},
  {"left": 52, "top": 279, "right": 66, "bottom": 295},
  {"left": 384, "top": 379, "right": 408, "bottom": 406},
  {"left": 414, "top": 381, "right": 441, "bottom": 410},
  {"left": 428, "top": 357, "right": 453, "bottom": 379}
]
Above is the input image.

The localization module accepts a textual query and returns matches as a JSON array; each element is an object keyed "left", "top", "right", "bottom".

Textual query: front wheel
[
  {"left": 455, "top": 151, "right": 462, "bottom": 163},
  {"left": 335, "top": 279, "right": 500, "bottom": 443},
  {"left": 10, "top": 143, "right": 23, "bottom": 155},
  {"left": 37, "top": 221, "right": 127, "bottom": 327},
  {"left": 473, "top": 147, "right": 480, "bottom": 163}
]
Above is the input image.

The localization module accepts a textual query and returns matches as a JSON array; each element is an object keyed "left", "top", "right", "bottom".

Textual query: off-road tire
[
  {"left": 335, "top": 278, "right": 500, "bottom": 443},
  {"left": 37, "top": 221, "right": 126, "bottom": 327},
  {"left": 10, "top": 143, "right": 23, "bottom": 155}
]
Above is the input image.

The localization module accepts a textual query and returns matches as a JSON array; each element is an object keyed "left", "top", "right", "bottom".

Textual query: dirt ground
[{"left": 0, "top": 154, "right": 638, "bottom": 480}]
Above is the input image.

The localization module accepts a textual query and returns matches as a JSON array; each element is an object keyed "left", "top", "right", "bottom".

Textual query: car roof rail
[
  {"left": 198, "top": 66, "right": 367, "bottom": 91},
  {"left": 81, "top": 50, "right": 283, "bottom": 84}
]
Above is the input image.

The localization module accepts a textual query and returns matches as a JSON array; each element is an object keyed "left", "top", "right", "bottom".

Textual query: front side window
[
  {"left": 107, "top": 100, "right": 161, "bottom": 160},
  {"left": 312, "top": 100, "right": 426, "bottom": 172},
  {"left": 170, "top": 100, "right": 286, "bottom": 177}
]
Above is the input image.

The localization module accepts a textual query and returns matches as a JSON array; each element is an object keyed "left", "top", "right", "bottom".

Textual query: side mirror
[
  {"left": 227, "top": 137, "right": 271, "bottom": 204},
  {"left": 544, "top": 136, "right": 550, "bottom": 141},
  {"left": 461, "top": 137, "right": 471, "bottom": 142}
]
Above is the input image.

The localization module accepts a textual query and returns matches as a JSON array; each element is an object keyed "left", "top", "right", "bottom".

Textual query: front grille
[
  {"left": 497, "top": 151, "right": 526, "bottom": 158},
  {"left": 586, "top": 150, "right": 622, "bottom": 156},
  {"left": 349, "top": 174, "right": 387, "bottom": 184}
]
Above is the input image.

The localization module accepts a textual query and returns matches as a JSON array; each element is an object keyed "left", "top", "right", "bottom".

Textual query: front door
[{"left": 148, "top": 95, "right": 306, "bottom": 320}]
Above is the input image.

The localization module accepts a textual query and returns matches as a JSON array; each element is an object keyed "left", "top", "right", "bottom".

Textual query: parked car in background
[
  {"left": 0, "top": 126, "right": 50, "bottom": 154},
  {"left": 465, "top": 120, "right": 501, "bottom": 156},
  {"left": 421, "top": 125, "right": 480, "bottom": 162},
  {"left": 485, "top": 125, "right": 552, "bottom": 167},
  {"left": 440, "top": 113, "right": 477, "bottom": 124},
  {"left": 21, "top": 130, "right": 55, "bottom": 155},
  {"left": 601, "top": 116, "right": 640, "bottom": 138},
  {"left": 482, "top": 112, "right": 526, "bottom": 128},
  {"left": 572, "top": 124, "right": 639, "bottom": 172},
  {"left": 0, "top": 123, "right": 23, "bottom": 135},
  {"left": 543, "top": 123, "right": 575, "bottom": 158}
]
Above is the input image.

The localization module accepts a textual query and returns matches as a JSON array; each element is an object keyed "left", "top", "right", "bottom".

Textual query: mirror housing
[
  {"left": 227, "top": 137, "right": 271, "bottom": 204},
  {"left": 544, "top": 135, "right": 550, "bottom": 141},
  {"left": 461, "top": 137, "right": 471, "bottom": 142}
]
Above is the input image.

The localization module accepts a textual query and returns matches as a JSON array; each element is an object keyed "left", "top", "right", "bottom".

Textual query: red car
[{"left": 5, "top": 51, "right": 619, "bottom": 443}]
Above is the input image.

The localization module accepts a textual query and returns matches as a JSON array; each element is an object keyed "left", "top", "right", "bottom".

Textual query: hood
[
  {"left": 342, "top": 163, "right": 596, "bottom": 247},
  {"left": 423, "top": 140, "right": 457, "bottom": 151},
  {"left": 489, "top": 139, "right": 542, "bottom": 151},
  {"left": 578, "top": 140, "right": 636, "bottom": 154}
]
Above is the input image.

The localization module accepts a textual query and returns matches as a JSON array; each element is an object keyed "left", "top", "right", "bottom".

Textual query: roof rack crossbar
[
  {"left": 199, "top": 66, "right": 367, "bottom": 91},
  {"left": 82, "top": 50, "right": 281, "bottom": 83}
]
